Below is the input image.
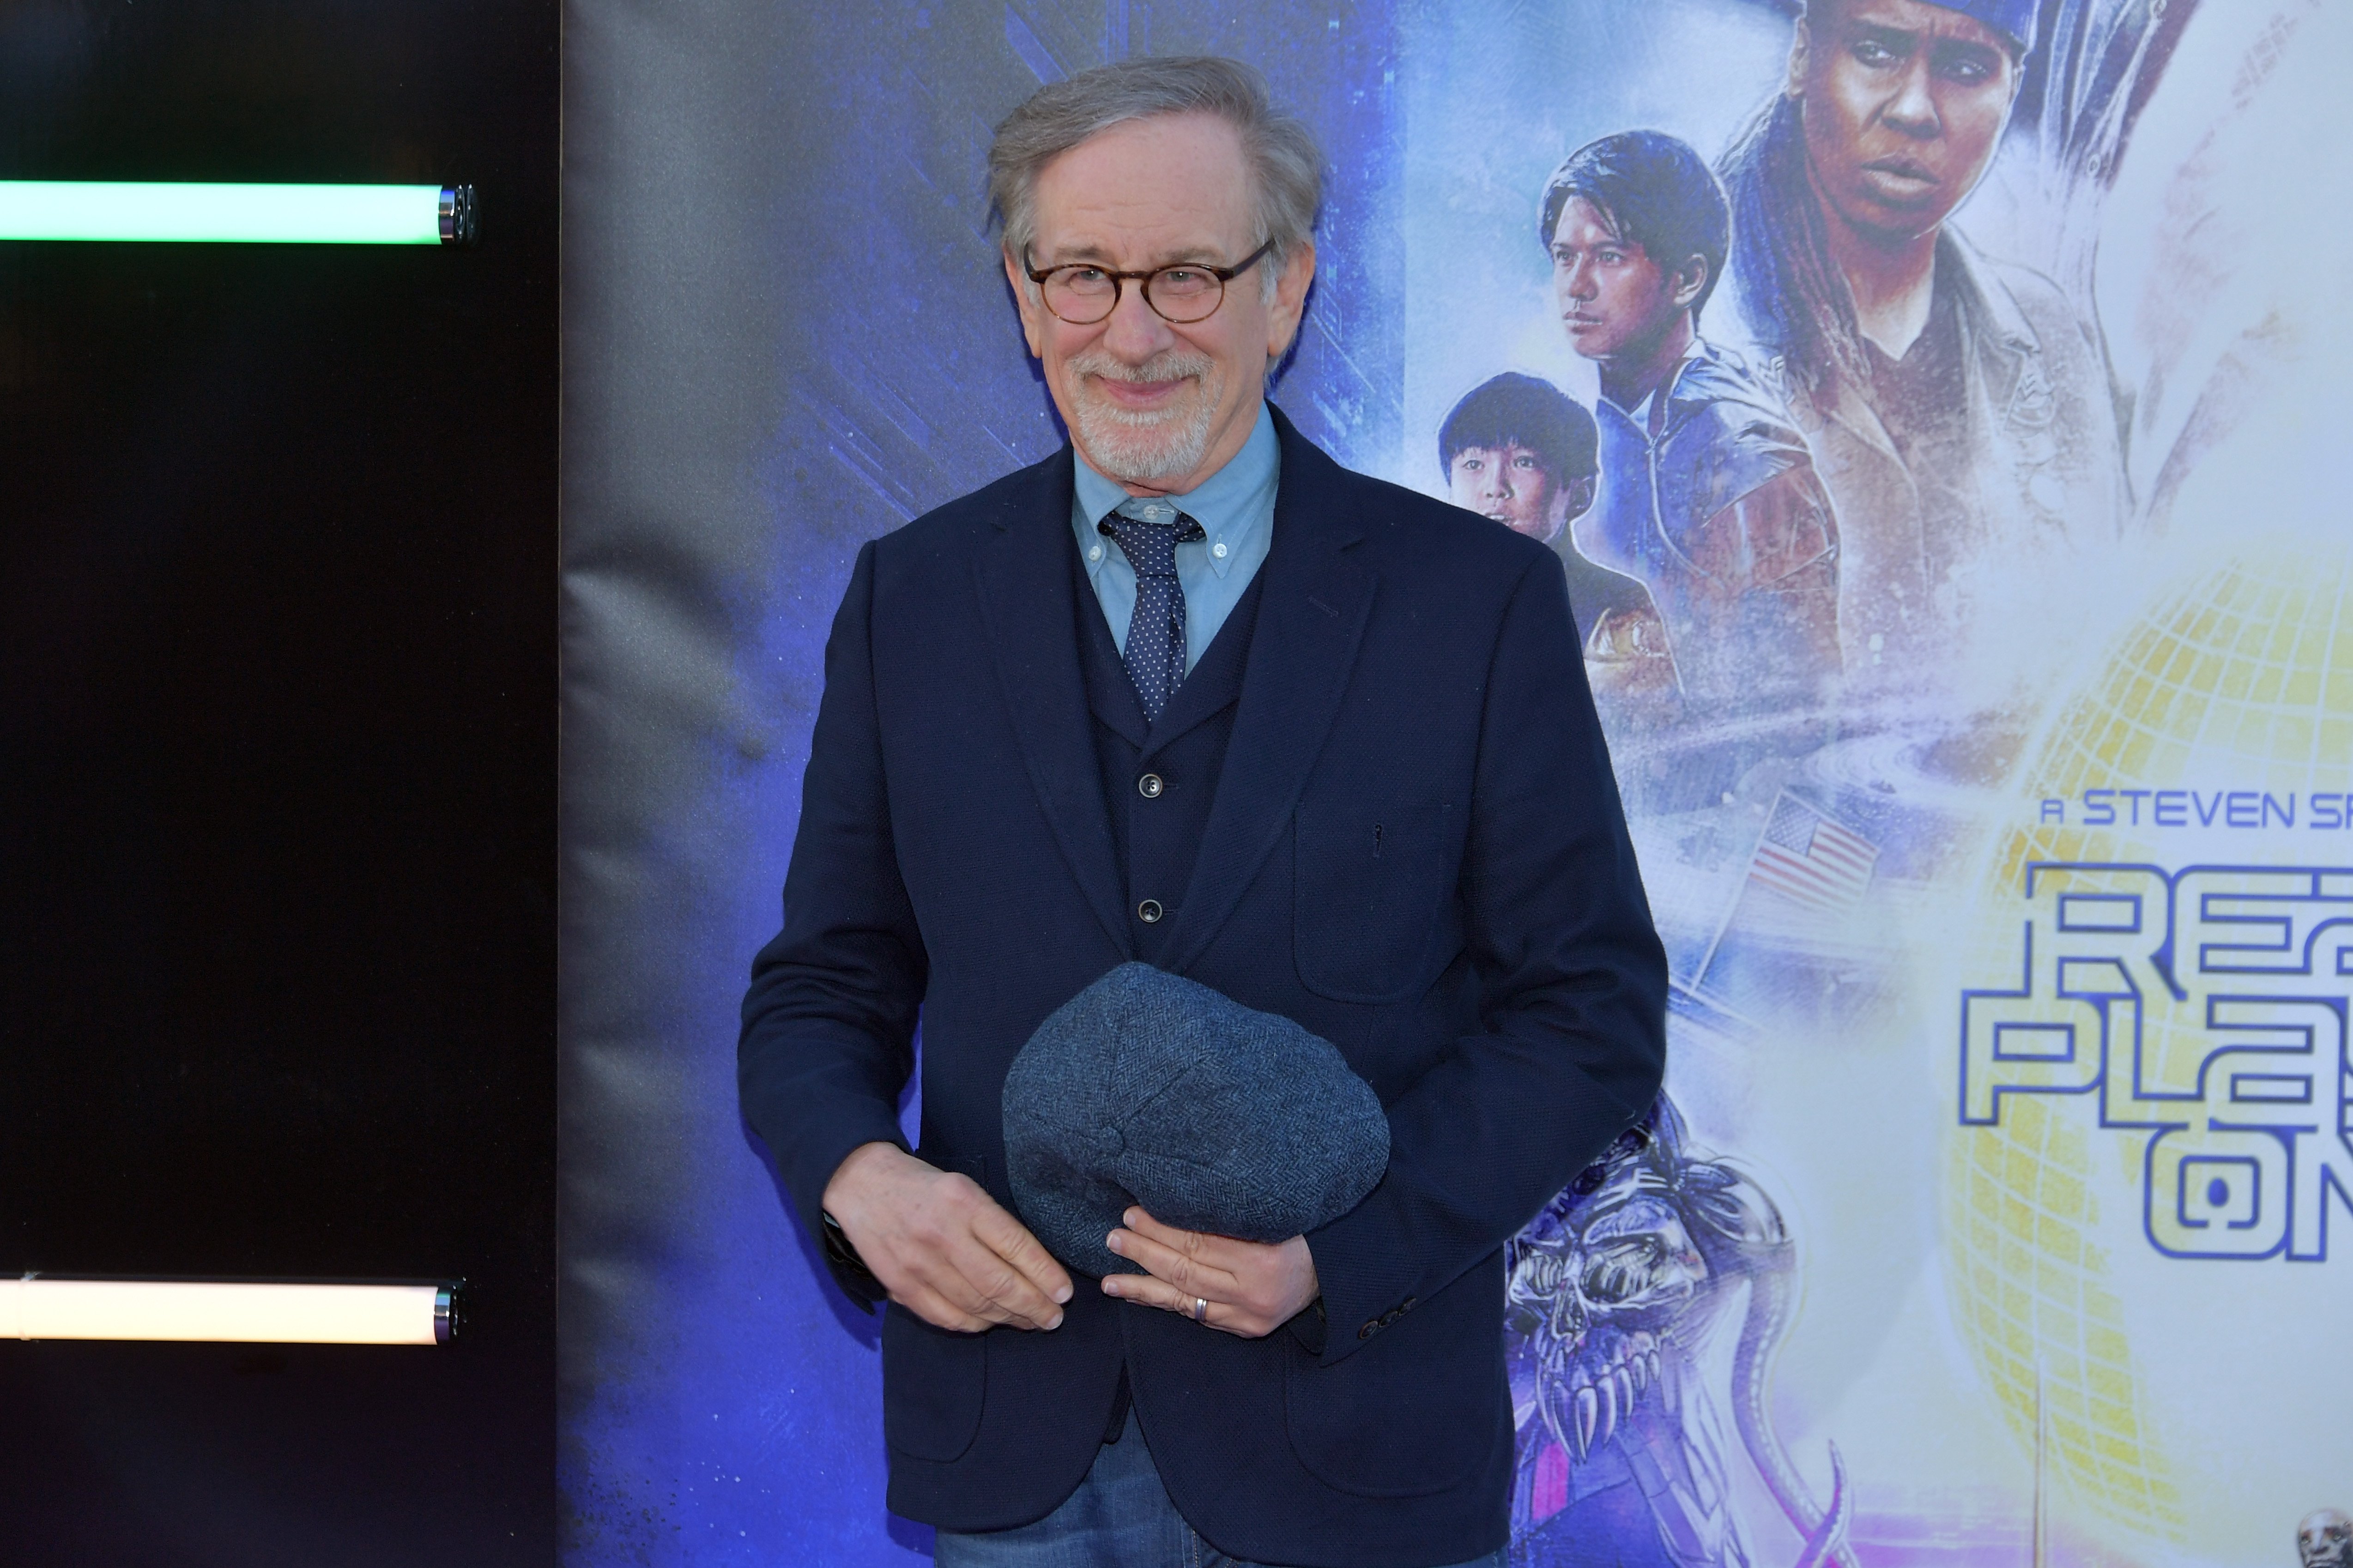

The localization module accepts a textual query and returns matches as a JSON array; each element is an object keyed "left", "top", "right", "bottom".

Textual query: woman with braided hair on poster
[{"left": 1716, "top": 0, "right": 2127, "bottom": 698}]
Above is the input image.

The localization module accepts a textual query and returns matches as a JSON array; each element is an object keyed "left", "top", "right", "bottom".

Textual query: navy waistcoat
[{"left": 1075, "top": 541, "right": 1266, "bottom": 965}]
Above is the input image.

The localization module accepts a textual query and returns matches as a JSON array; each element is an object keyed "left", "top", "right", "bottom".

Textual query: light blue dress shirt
[{"left": 1070, "top": 403, "right": 1279, "bottom": 674}]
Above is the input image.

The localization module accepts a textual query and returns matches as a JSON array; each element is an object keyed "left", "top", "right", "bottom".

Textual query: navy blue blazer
[{"left": 739, "top": 407, "right": 1667, "bottom": 1568}]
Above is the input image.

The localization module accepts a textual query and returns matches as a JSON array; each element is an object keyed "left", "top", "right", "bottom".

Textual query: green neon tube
[{"left": 0, "top": 182, "right": 475, "bottom": 244}]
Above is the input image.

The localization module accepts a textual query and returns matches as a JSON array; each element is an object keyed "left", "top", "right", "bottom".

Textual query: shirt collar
[{"left": 1072, "top": 402, "right": 1279, "bottom": 580}]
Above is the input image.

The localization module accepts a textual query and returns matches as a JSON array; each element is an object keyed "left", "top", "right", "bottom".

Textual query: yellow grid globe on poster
[{"left": 1950, "top": 542, "right": 2353, "bottom": 1544}]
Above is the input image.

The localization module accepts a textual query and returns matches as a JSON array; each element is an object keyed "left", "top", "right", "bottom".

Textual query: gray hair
[{"left": 988, "top": 56, "right": 1323, "bottom": 296}]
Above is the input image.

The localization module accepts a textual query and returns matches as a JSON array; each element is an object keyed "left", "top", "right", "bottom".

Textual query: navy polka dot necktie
[{"left": 1097, "top": 501, "right": 1204, "bottom": 725}]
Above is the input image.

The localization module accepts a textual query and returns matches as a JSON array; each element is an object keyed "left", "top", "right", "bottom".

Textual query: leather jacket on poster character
[
  {"left": 1578, "top": 339, "right": 1841, "bottom": 723},
  {"left": 1775, "top": 231, "right": 2125, "bottom": 694}
]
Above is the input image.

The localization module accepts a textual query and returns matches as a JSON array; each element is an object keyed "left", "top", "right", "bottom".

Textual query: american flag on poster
[{"left": 1747, "top": 792, "right": 1878, "bottom": 911}]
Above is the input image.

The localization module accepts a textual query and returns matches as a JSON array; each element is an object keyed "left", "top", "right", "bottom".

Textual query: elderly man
[
  {"left": 739, "top": 56, "right": 1664, "bottom": 1568},
  {"left": 1718, "top": 0, "right": 2126, "bottom": 688}
]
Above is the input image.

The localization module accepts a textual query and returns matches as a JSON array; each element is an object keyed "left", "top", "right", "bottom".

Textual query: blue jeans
[{"left": 932, "top": 1410, "right": 1506, "bottom": 1568}]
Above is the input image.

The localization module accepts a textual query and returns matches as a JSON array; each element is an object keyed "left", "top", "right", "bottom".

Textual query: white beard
[{"left": 1063, "top": 348, "right": 1225, "bottom": 484}]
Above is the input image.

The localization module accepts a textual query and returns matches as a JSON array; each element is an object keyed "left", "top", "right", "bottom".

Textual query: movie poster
[
  {"left": 1416, "top": 4, "right": 2353, "bottom": 1566},
  {"left": 559, "top": 2, "right": 2351, "bottom": 1563}
]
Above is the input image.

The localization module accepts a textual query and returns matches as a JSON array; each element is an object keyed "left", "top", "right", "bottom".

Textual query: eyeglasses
[{"left": 1023, "top": 239, "right": 1276, "bottom": 326}]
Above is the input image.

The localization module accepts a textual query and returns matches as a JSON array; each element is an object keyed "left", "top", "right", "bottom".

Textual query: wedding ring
[{"left": 1193, "top": 1297, "right": 1208, "bottom": 1324}]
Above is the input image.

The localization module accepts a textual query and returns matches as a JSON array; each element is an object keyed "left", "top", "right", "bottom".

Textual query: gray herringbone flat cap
[{"left": 1003, "top": 962, "right": 1390, "bottom": 1278}]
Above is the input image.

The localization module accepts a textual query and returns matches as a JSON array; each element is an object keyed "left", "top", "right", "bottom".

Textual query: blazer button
[
  {"left": 1137, "top": 899, "right": 1163, "bottom": 923},
  {"left": 1359, "top": 1321, "right": 1378, "bottom": 1340},
  {"left": 1137, "top": 773, "right": 1164, "bottom": 799}
]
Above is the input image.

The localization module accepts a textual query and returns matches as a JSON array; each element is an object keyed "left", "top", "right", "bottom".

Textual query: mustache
[{"left": 1066, "top": 348, "right": 1215, "bottom": 385}]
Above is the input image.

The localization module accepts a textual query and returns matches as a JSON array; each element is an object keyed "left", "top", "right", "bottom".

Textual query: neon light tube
[
  {"left": 5, "top": 1277, "right": 461, "bottom": 1344},
  {"left": 0, "top": 182, "right": 476, "bottom": 245}
]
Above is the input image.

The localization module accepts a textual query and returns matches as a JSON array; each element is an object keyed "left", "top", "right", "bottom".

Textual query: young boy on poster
[
  {"left": 1438, "top": 371, "right": 1654, "bottom": 645},
  {"left": 1542, "top": 131, "right": 1841, "bottom": 741}
]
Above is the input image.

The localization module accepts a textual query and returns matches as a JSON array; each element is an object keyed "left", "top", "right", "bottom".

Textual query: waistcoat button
[
  {"left": 1137, "top": 773, "right": 1164, "bottom": 798},
  {"left": 1137, "top": 899, "right": 1163, "bottom": 924}
]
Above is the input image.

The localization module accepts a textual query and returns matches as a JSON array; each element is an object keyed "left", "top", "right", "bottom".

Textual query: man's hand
[
  {"left": 1101, "top": 1206, "right": 1319, "bottom": 1339},
  {"left": 821, "top": 1141, "right": 1072, "bottom": 1334}
]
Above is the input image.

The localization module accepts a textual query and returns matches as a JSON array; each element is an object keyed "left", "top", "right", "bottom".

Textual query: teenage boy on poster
[
  {"left": 739, "top": 54, "right": 1666, "bottom": 1568},
  {"left": 1542, "top": 130, "right": 1842, "bottom": 746}
]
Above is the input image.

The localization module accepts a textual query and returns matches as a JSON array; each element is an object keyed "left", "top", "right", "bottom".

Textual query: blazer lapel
[
  {"left": 1160, "top": 409, "right": 1373, "bottom": 975},
  {"left": 973, "top": 448, "right": 1133, "bottom": 957}
]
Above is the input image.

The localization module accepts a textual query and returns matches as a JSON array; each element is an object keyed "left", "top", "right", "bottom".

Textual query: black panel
[{"left": 0, "top": 1, "right": 557, "bottom": 1560}]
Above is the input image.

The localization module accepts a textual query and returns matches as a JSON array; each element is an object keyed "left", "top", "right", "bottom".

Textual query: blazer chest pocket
[{"left": 1294, "top": 801, "right": 1455, "bottom": 1004}]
